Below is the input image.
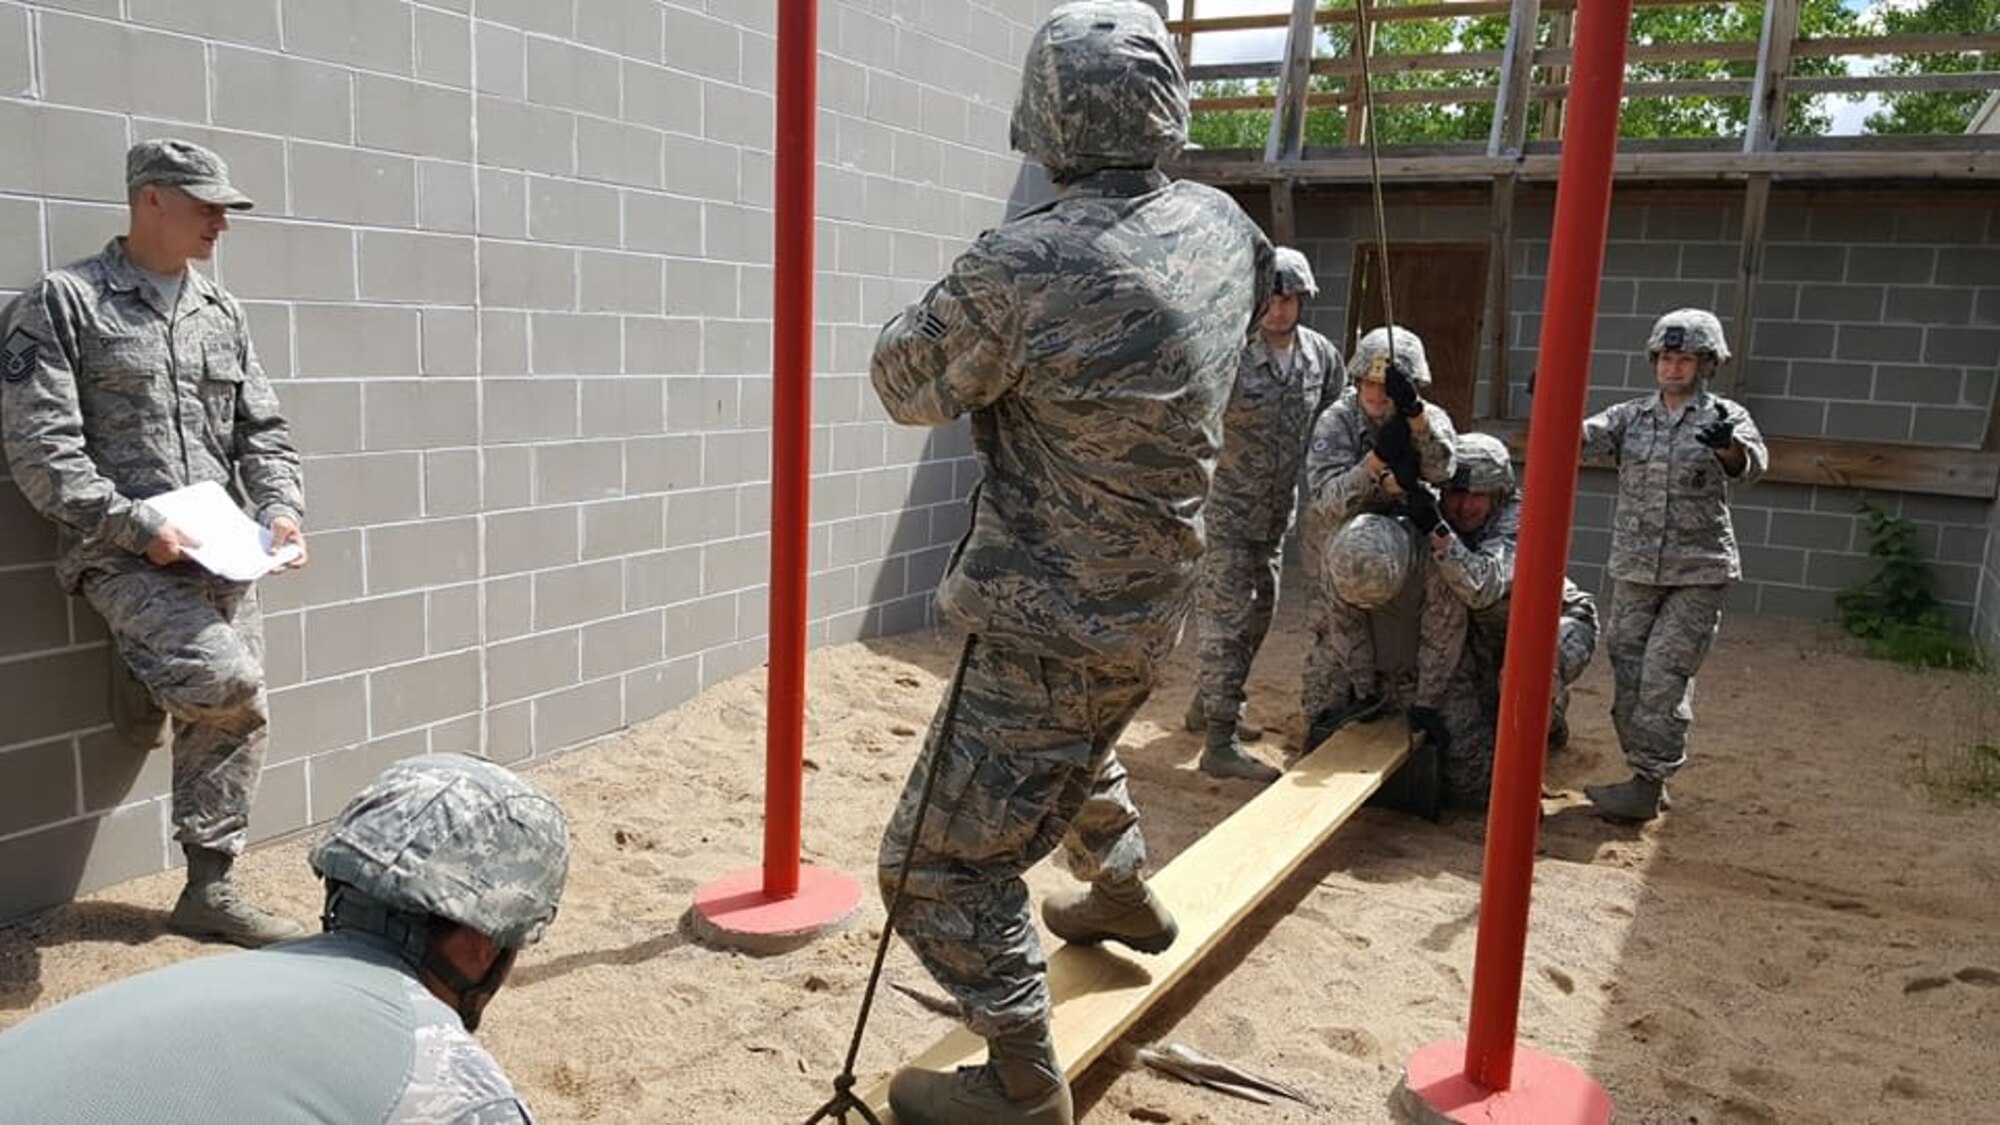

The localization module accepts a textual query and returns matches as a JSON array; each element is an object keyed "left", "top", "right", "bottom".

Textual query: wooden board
[{"left": 861, "top": 716, "right": 1411, "bottom": 1121}]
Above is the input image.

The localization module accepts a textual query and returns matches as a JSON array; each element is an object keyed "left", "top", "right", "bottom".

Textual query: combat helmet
[
  {"left": 1647, "top": 308, "right": 1730, "bottom": 366},
  {"left": 311, "top": 753, "right": 570, "bottom": 950},
  {"left": 1272, "top": 247, "right": 1319, "bottom": 297},
  {"left": 1448, "top": 433, "right": 1515, "bottom": 496},
  {"left": 1325, "top": 513, "right": 1413, "bottom": 609},
  {"left": 1010, "top": 1, "right": 1188, "bottom": 183},
  {"left": 1346, "top": 326, "right": 1432, "bottom": 388}
]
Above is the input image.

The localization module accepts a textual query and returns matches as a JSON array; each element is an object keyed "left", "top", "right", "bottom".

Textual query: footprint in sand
[
  {"left": 1314, "top": 1025, "right": 1381, "bottom": 1061},
  {"left": 1541, "top": 966, "right": 1576, "bottom": 995},
  {"left": 1902, "top": 974, "right": 1951, "bottom": 994},
  {"left": 1954, "top": 966, "right": 1999, "bottom": 987}
]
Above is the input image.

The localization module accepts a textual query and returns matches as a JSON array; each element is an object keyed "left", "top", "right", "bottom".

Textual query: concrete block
[
  {"left": 296, "top": 304, "right": 421, "bottom": 378},
  {"left": 625, "top": 433, "right": 704, "bottom": 493},
  {"left": 364, "top": 516, "right": 479, "bottom": 595},
  {"left": 39, "top": 14, "right": 205, "bottom": 123},
  {"left": 0, "top": 567, "right": 70, "bottom": 659},
  {"left": 1803, "top": 550, "right": 1877, "bottom": 592},
  {"left": 578, "top": 0, "right": 663, "bottom": 64},
  {"left": 1924, "top": 327, "right": 2000, "bottom": 368},
  {"left": 1883, "top": 286, "right": 1973, "bottom": 326},
  {"left": 663, "top": 257, "right": 738, "bottom": 317},
  {"left": 624, "top": 191, "right": 703, "bottom": 256},
  {"left": 484, "top": 574, "right": 532, "bottom": 641},
  {"left": 533, "top": 677, "right": 622, "bottom": 753},
  {"left": 289, "top": 143, "right": 418, "bottom": 228},
  {"left": 486, "top": 701, "right": 531, "bottom": 764},
  {"left": 478, "top": 446, "right": 531, "bottom": 512},
  {"left": 580, "top": 251, "right": 664, "bottom": 314},
  {"left": 280, "top": 379, "right": 363, "bottom": 456},
  {"left": 534, "top": 559, "right": 626, "bottom": 630},
  {"left": 429, "top": 583, "right": 488, "bottom": 662},
  {"left": 428, "top": 717, "right": 479, "bottom": 757},
  {"left": 666, "top": 592, "right": 737, "bottom": 653},
  {"left": 536, "top": 440, "right": 625, "bottom": 504},
  {"left": 1741, "top": 394, "right": 1824, "bottom": 438},
  {"left": 1757, "top": 321, "right": 1838, "bottom": 360},
  {"left": 473, "top": 19, "right": 525, "bottom": 98},
  {"left": 702, "top": 320, "right": 770, "bottom": 375},
  {"left": 368, "top": 651, "right": 480, "bottom": 737},
  {"left": 703, "top": 81, "right": 773, "bottom": 150},
  {"left": 701, "top": 535, "right": 766, "bottom": 596},
  {"left": 1676, "top": 242, "right": 1736, "bottom": 281},
  {"left": 620, "top": 61, "right": 702, "bottom": 134},
  {"left": 477, "top": 167, "right": 529, "bottom": 237},
  {"left": 304, "top": 450, "right": 423, "bottom": 531},
  {"left": 0, "top": 100, "right": 131, "bottom": 203},
  {"left": 1895, "top": 206, "right": 1984, "bottom": 244},
  {"left": 361, "top": 375, "right": 475, "bottom": 456},
  {"left": 665, "top": 376, "right": 740, "bottom": 431},
  {"left": 360, "top": 231, "right": 476, "bottom": 304},
  {"left": 1765, "top": 244, "right": 1848, "bottom": 283},
  {"left": 484, "top": 506, "right": 579, "bottom": 575},
  {"left": 529, "top": 177, "right": 623, "bottom": 249},
  {"left": 582, "top": 610, "right": 666, "bottom": 680},
  {"left": 624, "top": 317, "right": 702, "bottom": 376},
  {"left": 415, "top": 159, "right": 477, "bottom": 234},
  {"left": 305, "top": 592, "right": 427, "bottom": 679},
  {"left": 0, "top": 196, "right": 40, "bottom": 283},
  {"left": 663, "top": 488, "right": 737, "bottom": 547},
  {"left": 1785, "top": 361, "right": 1872, "bottom": 401},
  {"left": 489, "top": 629, "right": 580, "bottom": 704},
  {"left": 476, "top": 98, "right": 576, "bottom": 176},
  {"left": 478, "top": 0, "right": 571, "bottom": 37},
  {"left": 1796, "top": 284, "right": 1884, "bottom": 323},
  {"left": 0, "top": 4, "right": 28, "bottom": 98},
  {"left": 526, "top": 36, "right": 620, "bottom": 118},
  {"left": 1645, "top": 204, "right": 1723, "bottom": 241},
  {"left": 0, "top": 737, "right": 77, "bottom": 836},
  {"left": 1849, "top": 246, "right": 1935, "bottom": 285},
  {"left": 79, "top": 727, "right": 170, "bottom": 814},
  {"left": 484, "top": 378, "right": 579, "bottom": 443},
  {"left": 1873, "top": 364, "right": 1964, "bottom": 406},
  {"left": 419, "top": 307, "right": 477, "bottom": 376},
  {"left": 1911, "top": 406, "right": 1987, "bottom": 447},
  {"left": 579, "top": 117, "right": 665, "bottom": 189},
  {"left": 215, "top": 219, "right": 355, "bottom": 302},
  {"left": 581, "top": 376, "right": 666, "bottom": 437},
  {"left": 583, "top": 496, "right": 665, "bottom": 559},
  {"left": 279, "top": 0, "right": 413, "bottom": 74},
  {"left": 415, "top": 6, "right": 471, "bottom": 87},
  {"left": 481, "top": 309, "right": 531, "bottom": 375},
  {"left": 479, "top": 241, "right": 576, "bottom": 310},
  {"left": 1935, "top": 247, "right": 2000, "bottom": 287},
  {"left": 1824, "top": 402, "right": 1913, "bottom": 443},
  {"left": 624, "top": 546, "right": 703, "bottom": 610},
  {"left": 357, "top": 75, "right": 473, "bottom": 162},
  {"left": 260, "top": 528, "right": 364, "bottom": 613},
  {"left": 659, "top": 133, "right": 742, "bottom": 201},
  {"left": 661, "top": 5, "right": 739, "bottom": 82},
  {"left": 532, "top": 312, "right": 624, "bottom": 375},
  {"left": 1809, "top": 206, "right": 1896, "bottom": 244},
  {"left": 1767, "top": 511, "right": 1853, "bottom": 554},
  {"left": 424, "top": 448, "right": 481, "bottom": 517},
  {"left": 304, "top": 742, "right": 380, "bottom": 823},
  {"left": 1753, "top": 281, "right": 1799, "bottom": 320},
  {"left": 264, "top": 608, "right": 304, "bottom": 689},
  {"left": 623, "top": 656, "right": 700, "bottom": 724},
  {"left": 1835, "top": 324, "right": 1923, "bottom": 365},
  {"left": 209, "top": 45, "right": 349, "bottom": 145}
]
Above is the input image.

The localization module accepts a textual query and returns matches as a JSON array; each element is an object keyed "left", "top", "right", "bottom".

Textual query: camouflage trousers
[
  {"left": 1300, "top": 522, "right": 1339, "bottom": 722},
  {"left": 1439, "top": 613, "right": 1598, "bottom": 805},
  {"left": 1605, "top": 579, "right": 1726, "bottom": 782},
  {"left": 878, "top": 639, "right": 1152, "bottom": 1037},
  {"left": 1193, "top": 536, "right": 1282, "bottom": 724},
  {"left": 82, "top": 566, "right": 268, "bottom": 856},
  {"left": 1317, "top": 546, "right": 1465, "bottom": 714}
]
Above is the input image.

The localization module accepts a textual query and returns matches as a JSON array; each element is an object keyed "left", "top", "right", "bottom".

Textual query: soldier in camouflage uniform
[
  {"left": 0, "top": 754, "right": 568, "bottom": 1124},
  {"left": 1301, "top": 327, "right": 1458, "bottom": 750},
  {"left": 1184, "top": 247, "right": 1340, "bottom": 783},
  {"left": 1418, "top": 433, "right": 1599, "bottom": 806},
  {"left": 1, "top": 140, "right": 307, "bottom": 946},
  {"left": 1581, "top": 309, "right": 1766, "bottom": 820},
  {"left": 871, "top": 4, "right": 1272, "bottom": 1121}
]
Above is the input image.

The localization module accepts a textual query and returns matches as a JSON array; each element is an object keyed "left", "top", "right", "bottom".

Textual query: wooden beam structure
[
  {"left": 1265, "top": 0, "right": 1319, "bottom": 163},
  {"left": 861, "top": 717, "right": 1411, "bottom": 1122},
  {"left": 1169, "top": 145, "right": 2000, "bottom": 185}
]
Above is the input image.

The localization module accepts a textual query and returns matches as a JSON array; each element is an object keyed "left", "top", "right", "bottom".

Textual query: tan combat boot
[
  {"left": 888, "top": 1021, "right": 1073, "bottom": 1124},
  {"left": 1184, "top": 693, "right": 1261, "bottom": 740},
  {"left": 1198, "top": 720, "right": 1280, "bottom": 783},
  {"left": 1041, "top": 875, "right": 1178, "bottom": 955},
  {"left": 168, "top": 848, "right": 306, "bottom": 948}
]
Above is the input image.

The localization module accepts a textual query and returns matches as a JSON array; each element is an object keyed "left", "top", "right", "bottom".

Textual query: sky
[{"left": 1173, "top": 0, "right": 1947, "bottom": 136}]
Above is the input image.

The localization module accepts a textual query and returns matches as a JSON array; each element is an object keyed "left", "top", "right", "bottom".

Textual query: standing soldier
[
  {"left": 1, "top": 139, "right": 306, "bottom": 945},
  {"left": 869, "top": 3, "right": 1273, "bottom": 1121},
  {"left": 1301, "top": 327, "right": 1457, "bottom": 750},
  {"left": 1184, "top": 247, "right": 1340, "bottom": 783},
  {"left": 1580, "top": 309, "right": 1766, "bottom": 821}
]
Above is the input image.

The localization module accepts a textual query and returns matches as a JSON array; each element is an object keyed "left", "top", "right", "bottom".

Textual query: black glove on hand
[
  {"left": 1404, "top": 485, "right": 1444, "bottom": 535},
  {"left": 1384, "top": 360, "right": 1423, "bottom": 417},
  {"left": 1371, "top": 415, "right": 1413, "bottom": 472},
  {"left": 1696, "top": 417, "right": 1736, "bottom": 449}
]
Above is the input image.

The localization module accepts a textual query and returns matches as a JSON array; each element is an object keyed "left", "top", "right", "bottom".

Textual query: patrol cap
[
  {"left": 310, "top": 753, "right": 570, "bottom": 949},
  {"left": 127, "top": 139, "right": 255, "bottom": 210}
]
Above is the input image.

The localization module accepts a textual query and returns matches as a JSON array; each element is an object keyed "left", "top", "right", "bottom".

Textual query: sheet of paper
[{"left": 142, "top": 480, "right": 301, "bottom": 582}]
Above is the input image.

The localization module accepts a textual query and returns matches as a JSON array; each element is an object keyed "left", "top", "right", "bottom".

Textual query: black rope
[
  {"left": 1354, "top": 0, "right": 1399, "bottom": 358},
  {"left": 804, "top": 633, "right": 979, "bottom": 1125}
]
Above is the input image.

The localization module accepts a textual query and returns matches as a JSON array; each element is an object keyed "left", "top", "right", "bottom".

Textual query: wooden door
[{"left": 1345, "top": 242, "right": 1488, "bottom": 432}]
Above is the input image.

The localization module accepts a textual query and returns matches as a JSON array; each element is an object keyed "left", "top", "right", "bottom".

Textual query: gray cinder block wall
[
  {"left": 0, "top": 0, "right": 1059, "bottom": 921},
  {"left": 1281, "top": 188, "right": 2000, "bottom": 634}
]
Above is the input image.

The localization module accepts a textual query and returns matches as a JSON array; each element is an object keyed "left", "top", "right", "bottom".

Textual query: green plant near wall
[{"left": 1834, "top": 501, "right": 1985, "bottom": 671}]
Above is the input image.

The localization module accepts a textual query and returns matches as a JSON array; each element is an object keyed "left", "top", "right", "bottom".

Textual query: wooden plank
[
  {"left": 1541, "top": 10, "right": 1571, "bottom": 141},
  {"left": 1168, "top": 147, "right": 2000, "bottom": 183},
  {"left": 1487, "top": 0, "right": 1542, "bottom": 159},
  {"left": 1269, "top": 178, "right": 1298, "bottom": 244},
  {"left": 861, "top": 717, "right": 1411, "bottom": 1122},
  {"left": 1266, "top": 0, "right": 1320, "bottom": 162},
  {"left": 1346, "top": 2, "right": 1377, "bottom": 147},
  {"left": 1743, "top": 0, "right": 1800, "bottom": 153},
  {"left": 1791, "top": 31, "right": 2000, "bottom": 59},
  {"left": 1790, "top": 71, "right": 2000, "bottom": 96},
  {"left": 1483, "top": 421, "right": 2000, "bottom": 499},
  {"left": 1720, "top": 173, "right": 1771, "bottom": 399},
  {"left": 1483, "top": 174, "right": 1519, "bottom": 419}
]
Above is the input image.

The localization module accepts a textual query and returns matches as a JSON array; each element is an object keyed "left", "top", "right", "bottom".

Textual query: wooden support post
[
  {"left": 1723, "top": 0, "right": 1795, "bottom": 398},
  {"left": 1270, "top": 178, "right": 1298, "bottom": 244},
  {"left": 1483, "top": 174, "right": 1519, "bottom": 419},
  {"left": 1175, "top": 0, "right": 1197, "bottom": 69},
  {"left": 1345, "top": 1, "right": 1376, "bottom": 145},
  {"left": 1266, "top": 0, "right": 1319, "bottom": 162},
  {"left": 1743, "top": 0, "right": 1802, "bottom": 153},
  {"left": 1487, "top": 0, "right": 1543, "bottom": 158},
  {"left": 1721, "top": 174, "right": 1770, "bottom": 399},
  {"left": 1540, "top": 11, "right": 1572, "bottom": 140}
]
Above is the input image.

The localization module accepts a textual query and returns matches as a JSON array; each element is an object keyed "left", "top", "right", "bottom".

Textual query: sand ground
[{"left": 3, "top": 602, "right": 1997, "bottom": 1123}]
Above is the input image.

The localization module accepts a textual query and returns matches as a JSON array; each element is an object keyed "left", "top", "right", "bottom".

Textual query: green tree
[{"left": 1861, "top": 0, "right": 1999, "bottom": 134}]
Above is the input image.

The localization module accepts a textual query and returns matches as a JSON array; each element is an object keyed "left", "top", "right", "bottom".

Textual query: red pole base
[
  {"left": 690, "top": 865, "right": 863, "bottom": 955},
  {"left": 1398, "top": 1038, "right": 1612, "bottom": 1124}
]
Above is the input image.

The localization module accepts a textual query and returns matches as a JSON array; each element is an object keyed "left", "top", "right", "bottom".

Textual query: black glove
[
  {"left": 1404, "top": 485, "right": 1444, "bottom": 535},
  {"left": 1384, "top": 359, "right": 1423, "bottom": 418},
  {"left": 1371, "top": 414, "right": 1413, "bottom": 471},
  {"left": 1696, "top": 417, "right": 1736, "bottom": 449}
]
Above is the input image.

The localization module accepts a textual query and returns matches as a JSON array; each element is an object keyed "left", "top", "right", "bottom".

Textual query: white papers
[{"left": 143, "top": 480, "right": 302, "bottom": 582}]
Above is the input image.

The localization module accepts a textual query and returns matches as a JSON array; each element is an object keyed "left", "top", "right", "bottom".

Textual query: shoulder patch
[{"left": 3, "top": 328, "right": 39, "bottom": 382}]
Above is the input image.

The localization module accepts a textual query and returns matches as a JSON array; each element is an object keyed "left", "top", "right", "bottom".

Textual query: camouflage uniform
[
  {"left": 873, "top": 0, "right": 1272, "bottom": 1040},
  {"left": 1302, "top": 328, "right": 1457, "bottom": 720},
  {"left": 0, "top": 755, "right": 567, "bottom": 1124},
  {"left": 1194, "top": 249, "right": 1339, "bottom": 727},
  {"left": 1583, "top": 310, "right": 1766, "bottom": 783},
  {"left": 2, "top": 228, "right": 301, "bottom": 858}
]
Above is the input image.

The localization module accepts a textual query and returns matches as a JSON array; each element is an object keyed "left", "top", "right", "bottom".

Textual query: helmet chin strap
[{"left": 421, "top": 935, "right": 518, "bottom": 1033}]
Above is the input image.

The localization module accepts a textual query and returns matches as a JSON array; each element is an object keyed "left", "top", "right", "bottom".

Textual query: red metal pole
[
  {"left": 1463, "top": 0, "right": 1633, "bottom": 1090},
  {"left": 762, "top": 0, "right": 817, "bottom": 899}
]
